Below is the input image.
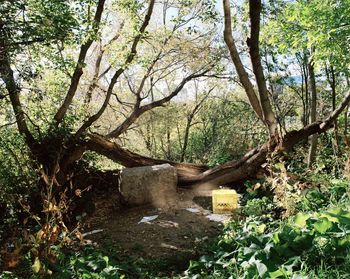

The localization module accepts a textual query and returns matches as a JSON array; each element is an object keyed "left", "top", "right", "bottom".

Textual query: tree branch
[
  {"left": 248, "top": 0, "right": 278, "bottom": 136},
  {"left": 0, "top": 22, "right": 35, "bottom": 146},
  {"left": 84, "top": 21, "right": 125, "bottom": 105},
  {"left": 222, "top": 0, "right": 264, "bottom": 122},
  {"left": 106, "top": 67, "right": 212, "bottom": 138},
  {"left": 74, "top": 0, "right": 156, "bottom": 139},
  {"left": 53, "top": 0, "right": 106, "bottom": 125}
]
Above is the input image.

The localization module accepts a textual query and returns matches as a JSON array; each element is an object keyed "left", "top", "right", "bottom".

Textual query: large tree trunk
[
  {"left": 307, "top": 61, "right": 318, "bottom": 168},
  {"left": 326, "top": 65, "right": 340, "bottom": 151}
]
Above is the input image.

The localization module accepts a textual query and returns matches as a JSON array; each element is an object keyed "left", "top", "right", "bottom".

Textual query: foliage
[
  {"left": 182, "top": 171, "right": 350, "bottom": 278},
  {"left": 186, "top": 95, "right": 266, "bottom": 166},
  {"left": 52, "top": 247, "right": 126, "bottom": 279},
  {"left": 263, "top": 0, "right": 350, "bottom": 70},
  {"left": 1, "top": 0, "right": 350, "bottom": 278},
  {"left": 184, "top": 204, "right": 350, "bottom": 279},
  {"left": 2, "top": 0, "right": 99, "bottom": 52},
  {"left": 0, "top": 247, "right": 127, "bottom": 279},
  {"left": 0, "top": 129, "right": 37, "bottom": 243},
  {"left": 129, "top": 91, "right": 266, "bottom": 165},
  {"left": 297, "top": 178, "right": 350, "bottom": 212},
  {"left": 238, "top": 197, "right": 274, "bottom": 218}
]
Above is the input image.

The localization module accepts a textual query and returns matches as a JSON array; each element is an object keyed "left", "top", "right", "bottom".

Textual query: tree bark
[
  {"left": 86, "top": 133, "right": 209, "bottom": 181},
  {"left": 326, "top": 65, "right": 340, "bottom": 150},
  {"left": 222, "top": 0, "right": 264, "bottom": 122},
  {"left": 248, "top": 0, "right": 278, "bottom": 136},
  {"left": 307, "top": 60, "right": 318, "bottom": 168}
]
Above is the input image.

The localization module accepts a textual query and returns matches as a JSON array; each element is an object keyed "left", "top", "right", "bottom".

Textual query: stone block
[{"left": 120, "top": 164, "right": 177, "bottom": 207}]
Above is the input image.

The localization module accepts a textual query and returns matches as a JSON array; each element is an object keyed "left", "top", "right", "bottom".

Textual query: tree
[
  {"left": 1, "top": 0, "right": 350, "bottom": 193},
  {"left": 263, "top": 0, "right": 350, "bottom": 167},
  {"left": 87, "top": 0, "right": 350, "bottom": 187},
  {"left": 0, "top": 0, "right": 216, "bottom": 183}
]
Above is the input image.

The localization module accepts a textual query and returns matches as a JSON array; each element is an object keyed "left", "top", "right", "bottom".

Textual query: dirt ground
[{"left": 83, "top": 187, "right": 232, "bottom": 273}]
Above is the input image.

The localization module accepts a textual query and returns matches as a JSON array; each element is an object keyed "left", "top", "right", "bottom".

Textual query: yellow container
[{"left": 212, "top": 189, "right": 238, "bottom": 214}]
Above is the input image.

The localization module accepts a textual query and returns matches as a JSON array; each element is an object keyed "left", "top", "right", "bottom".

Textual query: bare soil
[{"left": 83, "top": 187, "right": 230, "bottom": 275}]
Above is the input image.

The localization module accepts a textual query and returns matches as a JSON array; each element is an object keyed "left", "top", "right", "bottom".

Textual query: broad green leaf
[
  {"left": 269, "top": 268, "right": 285, "bottom": 278},
  {"left": 338, "top": 234, "right": 350, "bottom": 247},
  {"left": 294, "top": 213, "right": 310, "bottom": 228},
  {"left": 32, "top": 257, "right": 41, "bottom": 274},
  {"left": 313, "top": 218, "right": 333, "bottom": 233}
]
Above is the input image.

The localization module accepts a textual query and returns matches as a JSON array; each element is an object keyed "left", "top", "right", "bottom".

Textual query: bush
[
  {"left": 52, "top": 247, "right": 126, "bottom": 279},
  {"left": 297, "top": 178, "right": 350, "bottom": 212},
  {"left": 185, "top": 205, "right": 350, "bottom": 279},
  {"left": 0, "top": 129, "right": 37, "bottom": 242}
]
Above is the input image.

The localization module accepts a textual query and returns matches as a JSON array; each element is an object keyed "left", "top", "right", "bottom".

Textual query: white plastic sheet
[
  {"left": 206, "top": 214, "right": 231, "bottom": 222},
  {"left": 138, "top": 215, "right": 159, "bottom": 224}
]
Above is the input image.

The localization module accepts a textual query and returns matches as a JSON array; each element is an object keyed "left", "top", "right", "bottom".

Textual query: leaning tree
[
  {"left": 87, "top": 0, "right": 350, "bottom": 187},
  {"left": 1, "top": 0, "right": 350, "bottom": 192}
]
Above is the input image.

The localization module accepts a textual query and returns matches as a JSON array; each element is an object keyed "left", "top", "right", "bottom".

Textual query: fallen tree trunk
[
  {"left": 83, "top": 127, "right": 318, "bottom": 188},
  {"left": 86, "top": 133, "right": 209, "bottom": 180},
  {"left": 86, "top": 90, "right": 350, "bottom": 188},
  {"left": 86, "top": 133, "right": 270, "bottom": 187}
]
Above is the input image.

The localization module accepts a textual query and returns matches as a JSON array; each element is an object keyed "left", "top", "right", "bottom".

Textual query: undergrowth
[
  {"left": 1, "top": 157, "right": 350, "bottom": 278},
  {"left": 182, "top": 175, "right": 350, "bottom": 279}
]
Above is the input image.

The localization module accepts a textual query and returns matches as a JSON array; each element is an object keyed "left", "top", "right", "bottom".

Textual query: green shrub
[
  {"left": 52, "top": 248, "right": 126, "bottom": 279},
  {"left": 297, "top": 178, "right": 349, "bottom": 212},
  {"left": 185, "top": 206, "right": 350, "bottom": 278},
  {"left": 0, "top": 129, "right": 37, "bottom": 242},
  {"left": 238, "top": 197, "right": 274, "bottom": 217}
]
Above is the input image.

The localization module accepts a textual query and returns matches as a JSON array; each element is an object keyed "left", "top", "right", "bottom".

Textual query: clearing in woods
[{"left": 83, "top": 187, "right": 230, "bottom": 276}]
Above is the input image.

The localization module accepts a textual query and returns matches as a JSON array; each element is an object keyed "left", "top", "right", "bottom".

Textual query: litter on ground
[
  {"left": 205, "top": 214, "right": 231, "bottom": 222},
  {"left": 138, "top": 215, "right": 159, "bottom": 224},
  {"left": 185, "top": 208, "right": 201, "bottom": 213}
]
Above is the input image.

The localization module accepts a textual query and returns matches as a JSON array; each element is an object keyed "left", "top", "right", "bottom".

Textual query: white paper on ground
[
  {"left": 202, "top": 210, "right": 211, "bottom": 215},
  {"left": 206, "top": 214, "right": 231, "bottom": 222},
  {"left": 138, "top": 215, "right": 159, "bottom": 224},
  {"left": 185, "top": 208, "right": 200, "bottom": 213}
]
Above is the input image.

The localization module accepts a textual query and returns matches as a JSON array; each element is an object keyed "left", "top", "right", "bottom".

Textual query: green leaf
[
  {"left": 294, "top": 213, "right": 310, "bottom": 228},
  {"left": 338, "top": 234, "right": 350, "bottom": 247},
  {"left": 32, "top": 257, "right": 41, "bottom": 274},
  {"left": 272, "top": 233, "right": 280, "bottom": 244},
  {"left": 313, "top": 218, "right": 333, "bottom": 234}
]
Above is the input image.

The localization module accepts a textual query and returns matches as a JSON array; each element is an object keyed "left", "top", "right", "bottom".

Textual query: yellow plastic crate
[{"left": 212, "top": 189, "right": 238, "bottom": 214}]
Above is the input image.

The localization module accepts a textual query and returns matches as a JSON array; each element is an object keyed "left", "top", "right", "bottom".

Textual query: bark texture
[
  {"left": 223, "top": 0, "right": 264, "bottom": 122},
  {"left": 307, "top": 61, "right": 318, "bottom": 168},
  {"left": 248, "top": 0, "right": 278, "bottom": 136}
]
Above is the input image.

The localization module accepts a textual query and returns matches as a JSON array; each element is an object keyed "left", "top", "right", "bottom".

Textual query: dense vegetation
[
  {"left": 1, "top": 0, "right": 350, "bottom": 278},
  {"left": 184, "top": 176, "right": 350, "bottom": 278}
]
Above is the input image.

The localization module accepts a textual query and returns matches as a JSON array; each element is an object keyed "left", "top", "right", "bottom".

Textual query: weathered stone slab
[{"left": 119, "top": 164, "right": 177, "bottom": 207}]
